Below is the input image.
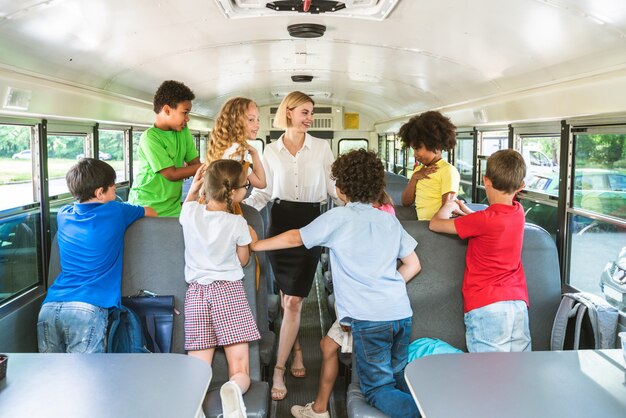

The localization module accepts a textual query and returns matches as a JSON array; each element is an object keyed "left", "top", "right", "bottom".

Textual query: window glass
[
  {"left": 573, "top": 133, "right": 626, "bottom": 220},
  {"left": 568, "top": 214, "right": 625, "bottom": 303},
  {"left": 98, "top": 130, "right": 125, "bottom": 181},
  {"left": 480, "top": 131, "right": 507, "bottom": 156},
  {"left": 378, "top": 134, "right": 386, "bottom": 162},
  {"left": 338, "top": 138, "right": 368, "bottom": 155},
  {"left": 249, "top": 138, "right": 264, "bottom": 157},
  {"left": 0, "top": 124, "right": 35, "bottom": 210},
  {"left": 47, "top": 134, "right": 86, "bottom": 197},
  {"left": 520, "top": 136, "right": 560, "bottom": 194},
  {"left": 200, "top": 136, "right": 208, "bottom": 163},
  {"left": 386, "top": 138, "right": 394, "bottom": 172},
  {"left": 132, "top": 131, "right": 143, "bottom": 180},
  {"left": 0, "top": 209, "right": 41, "bottom": 303},
  {"left": 521, "top": 199, "right": 557, "bottom": 240},
  {"left": 455, "top": 137, "right": 474, "bottom": 203}
]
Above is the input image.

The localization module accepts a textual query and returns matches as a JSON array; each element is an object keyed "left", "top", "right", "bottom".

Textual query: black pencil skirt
[{"left": 267, "top": 199, "right": 322, "bottom": 298}]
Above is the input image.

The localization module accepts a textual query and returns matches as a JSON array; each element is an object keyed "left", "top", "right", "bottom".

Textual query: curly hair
[
  {"left": 204, "top": 159, "right": 245, "bottom": 214},
  {"left": 66, "top": 158, "right": 116, "bottom": 202},
  {"left": 207, "top": 97, "right": 256, "bottom": 163},
  {"left": 398, "top": 111, "right": 456, "bottom": 152},
  {"left": 331, "top": 149, "right": 385, "bottom": 204},
  {"left": 273, "top": 91, "right": 314, "bottom": 129},
  {"left": 153, "top": 80, "right": 195, "bottom": 114}
]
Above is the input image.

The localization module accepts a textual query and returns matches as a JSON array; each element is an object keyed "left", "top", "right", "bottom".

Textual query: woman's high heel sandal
[
  {"left": 271, "top": 365, "right": 288, "bottom": 401},
  {"left": 290, "top": 347, "right": 307, "bottom": 378}
]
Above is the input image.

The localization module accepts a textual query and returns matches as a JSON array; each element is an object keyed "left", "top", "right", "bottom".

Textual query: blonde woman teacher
[{"left": 244, "top": 91, "right": 336, "bottom": 401}]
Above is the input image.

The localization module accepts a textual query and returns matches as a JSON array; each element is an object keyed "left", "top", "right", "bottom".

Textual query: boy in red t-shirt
[{"left": 429, "top": 149, "right": 531, "bottom": 352}]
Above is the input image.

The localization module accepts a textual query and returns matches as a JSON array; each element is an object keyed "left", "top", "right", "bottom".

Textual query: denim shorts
[
  {"left": 464, "top": 300, "right": 531, "bottom": 352},
  {"left": 37, "top": 301, "right": 109, "bottom": 353}
]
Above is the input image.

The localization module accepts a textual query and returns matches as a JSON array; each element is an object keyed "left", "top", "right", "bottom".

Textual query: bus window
[
  {"left": 519, "top": 135, "right": 561, "bottom": 239},
  {"left": 567, "top": 131, "right": 626, "bottom": 297},
  {"left": 99, "top": 130, "right": 125, "bottom": 182},
  {"left": 455, "top": 134, "right": 474, "bottom": 203},
  {"left": 338, "top": 138, "right": 368, "bottom": 155},
  {"left": 199, "top": 135, "right": 208, "bottom": 163},
  {"left": 0, "top": 124, "right": 35, "bottom": 211},
  {"left": 480, "top": 131, "right": 507, "bottom": 156},
  {"left": 47, "top": 134, "right": 86, "bottom": 197},
  {"left": 0, "top": 210, "right": 41, "bottom": 303},
  {"left": 132, "top": 131, "right": 143, "bottom": 180}
]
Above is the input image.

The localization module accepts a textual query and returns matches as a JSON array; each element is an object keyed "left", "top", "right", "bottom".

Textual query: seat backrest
[
  {"left": 400, "top": 221, "right": 562, "bottom": 351},
  {"left": 120, "top": 217, "right": 262, "bottom": 380},
  {"left": 384, "top": 171, "right": 408, "bottom": 207}
]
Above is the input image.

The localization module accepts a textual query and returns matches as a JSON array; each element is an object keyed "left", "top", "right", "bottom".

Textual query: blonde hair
[
  {"left": 207, "top": 97, "right": 256, "bottom": 163},
  {"left": 204, "top": 159, "right": 246, "bottom": 214},
  {"left": 273, "top": 91, "right": 315, "bottom": 129}
]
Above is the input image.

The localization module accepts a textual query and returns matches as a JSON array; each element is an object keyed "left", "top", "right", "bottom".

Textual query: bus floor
[{"left": 269, "top": 267, "right": 349, "bottom": 418}]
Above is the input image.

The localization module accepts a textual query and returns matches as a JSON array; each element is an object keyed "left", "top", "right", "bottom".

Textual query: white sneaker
[
  {"left": 291, "top": 402, "right": 330, "bottom": 418},
  {"left": 220, "top": 381, "right": 247, "bottom": 418}
]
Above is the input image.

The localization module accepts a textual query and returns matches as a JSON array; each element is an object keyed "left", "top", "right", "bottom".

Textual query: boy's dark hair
[
  {"left": 331, "top": 149, "right": 385, "bottom": 204},
  {"left": 66, "top": 158, "right": 116, "bottom": 202},
  {"left": 153, "top": 80, "right": 195, "bottom": 113},
  {"left": 485, "top": 149, "right": 526, "bottom": 194},
  {"left": 398, "top": 111, "right": 456, "bottom": 152}
]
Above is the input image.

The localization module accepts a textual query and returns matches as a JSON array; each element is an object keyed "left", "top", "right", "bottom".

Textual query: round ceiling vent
[
  {"left": 291, "top": 75, "right": 314, "bottom": 82},
  {"left": 287, "top": 23, "right": 326, "bottom": 38}
]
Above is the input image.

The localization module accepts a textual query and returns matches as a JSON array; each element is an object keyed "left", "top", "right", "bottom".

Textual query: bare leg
[
  {"left": 224, "top": 342, "right": 251, "bottom": 393},
  {"left": 188, "top": 348, "right": 216, "bottom": 365},
  {"left": 272, "top": 293, "right": 304, "bottom": 400},
  {"left": 291, "top": 336, "right": 306, "bottom": 377},
  {"left": 312, "top": 336, "right": 341, "bottom": 413}
]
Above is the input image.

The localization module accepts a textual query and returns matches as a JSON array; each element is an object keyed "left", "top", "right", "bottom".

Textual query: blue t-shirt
[
  {"left": 300, "top": 202, "right": 417, "bottom": 322},
  {"left": 44, "top": 201, "right": 145, "bottom": 308}
]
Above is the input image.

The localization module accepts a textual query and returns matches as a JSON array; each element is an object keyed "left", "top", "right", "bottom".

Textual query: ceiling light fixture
[
  {"left": 291, "top": 75, "right": 314, "bottom": 82},
  {"left": 287, "top": 23, "right": 326, "bottom": 38}
]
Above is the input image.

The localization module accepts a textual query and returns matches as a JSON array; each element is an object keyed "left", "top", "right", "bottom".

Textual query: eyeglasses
[{"left": 236, "top": 180, "right": 251, "bottom": 190}]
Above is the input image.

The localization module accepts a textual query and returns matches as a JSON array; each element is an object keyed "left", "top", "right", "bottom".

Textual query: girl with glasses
[{"left": 180, "top": 159, "right": 259, "bottom": 418}]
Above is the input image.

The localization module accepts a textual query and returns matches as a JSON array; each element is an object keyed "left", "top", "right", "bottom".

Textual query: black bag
[{"left": 122, "top": 291, "right": 175, "bottom": 353}]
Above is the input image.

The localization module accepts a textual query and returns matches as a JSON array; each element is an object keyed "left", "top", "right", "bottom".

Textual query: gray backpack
[{"left": 551, "top": 292, "right": 618, "bottom": 350}]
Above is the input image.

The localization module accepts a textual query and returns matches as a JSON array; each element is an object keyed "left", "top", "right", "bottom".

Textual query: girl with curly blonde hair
[{"left": 207, "top": 97, "right": 266, "bottom": 190}]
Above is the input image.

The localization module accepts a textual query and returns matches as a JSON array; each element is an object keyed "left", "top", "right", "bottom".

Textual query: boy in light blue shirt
[{"left": 251, "top": 149, "right": 422, "bottom": 418}]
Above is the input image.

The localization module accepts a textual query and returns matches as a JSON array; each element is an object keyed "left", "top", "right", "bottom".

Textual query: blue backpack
[{"left": 107, "top": 305, "right": 150, "bottom": 353}]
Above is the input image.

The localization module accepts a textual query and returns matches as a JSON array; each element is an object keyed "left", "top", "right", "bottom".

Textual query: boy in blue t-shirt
[
  {"left": 37, "top": 158, "right": 157, "bottom": 353},
  {"left": 251, "top": 149, "right": 422, "bottom": 418}
]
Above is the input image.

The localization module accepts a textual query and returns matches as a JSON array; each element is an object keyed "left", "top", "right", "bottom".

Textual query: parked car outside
[
  {"left": 11, "top": 149, "right": 31, "bottom": 159},
  {"left": 600, "top": 246, "right": 626, "bottom": 311},
  {"left": 525, "top": 168, "right": 626, "bottom": 219},
  {"left": 76, "top": 151, "right": 112, "bottom": 160}
]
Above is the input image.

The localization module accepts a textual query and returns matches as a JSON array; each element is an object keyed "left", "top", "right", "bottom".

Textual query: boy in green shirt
[{"left": 129, "top": 80, "right": 202, "bottom": 216}]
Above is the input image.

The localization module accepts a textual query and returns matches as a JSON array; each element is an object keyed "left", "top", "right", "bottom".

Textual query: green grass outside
[{"left": 0, "top": 158, "right": 124, "bottom": 184}]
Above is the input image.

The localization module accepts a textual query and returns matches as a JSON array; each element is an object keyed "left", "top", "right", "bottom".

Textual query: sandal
[
  {"left": 271, "top": 365, "right": 287, "bottom": 401},
  {"left": 290, "top": 347, "right": 307, "bottom": 378}
]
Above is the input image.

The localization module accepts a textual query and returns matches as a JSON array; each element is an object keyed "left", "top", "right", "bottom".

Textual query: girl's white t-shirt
[{"left": 180, "top": 201, "right": 252, "bottom": 284}]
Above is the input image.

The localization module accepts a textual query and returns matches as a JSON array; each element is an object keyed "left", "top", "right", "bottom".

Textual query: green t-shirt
[{"left": 129, "top": 126, "right": 198, "bottom": 217}]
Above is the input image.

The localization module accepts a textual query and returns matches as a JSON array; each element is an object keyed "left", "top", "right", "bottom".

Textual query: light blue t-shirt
[
  {"left": 44, "top": 201, "right": 145, "bottom": 308},
  {"left": 300, "top": 202, "right": 417, "bottom": 322}
]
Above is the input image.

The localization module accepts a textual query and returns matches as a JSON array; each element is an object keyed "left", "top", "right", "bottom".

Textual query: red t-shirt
[{"left": 454, "top": 201, "right": 529, "bottom": 313}]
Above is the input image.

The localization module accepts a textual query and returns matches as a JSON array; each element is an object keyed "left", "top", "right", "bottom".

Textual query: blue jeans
[
  {"left": 352, "top": 318, "right": 420, "bottom": 418},
  {"left": 37, "top": 301, "right": 109, "bottom": 353},
  {"left": 464, "top": 300, "right": 531, "bottom": 353}
]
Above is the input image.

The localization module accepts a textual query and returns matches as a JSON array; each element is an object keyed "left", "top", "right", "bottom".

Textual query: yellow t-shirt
[{"left": 412, "top": 159, "right": 460, "bottom": 220}]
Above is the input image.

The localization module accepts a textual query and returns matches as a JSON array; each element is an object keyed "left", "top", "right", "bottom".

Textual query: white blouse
[{"left": 243, "top": 133, "right": 337, "bottom": 211}]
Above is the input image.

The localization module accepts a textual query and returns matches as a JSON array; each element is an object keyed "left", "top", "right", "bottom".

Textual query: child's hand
[
  {"left": 247, "top": 144, "right": 259, "bottom": 159},
  {"left": 188, "top": 164, "right": 206, "bottom": 196},
  {"left": 454, "top": 199, "right": 473, "bottom": 215},
  {"left": 412, "top": 164, "right": 438, "bottom": 181}
]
